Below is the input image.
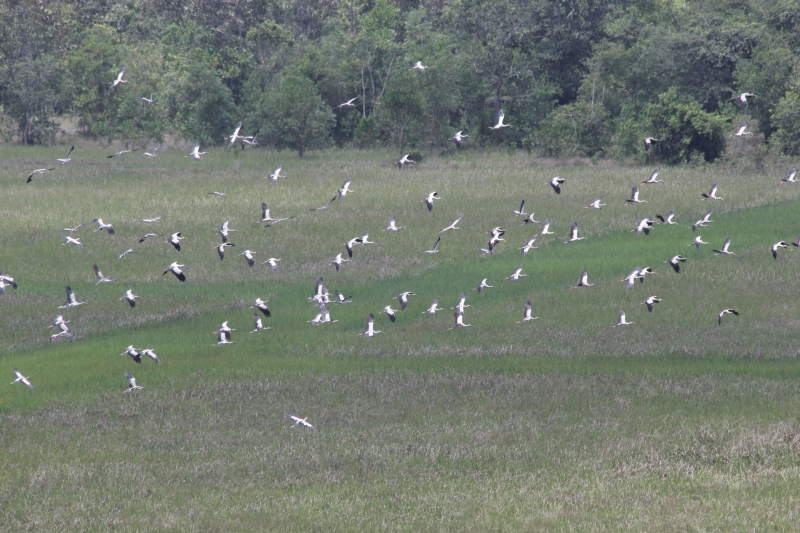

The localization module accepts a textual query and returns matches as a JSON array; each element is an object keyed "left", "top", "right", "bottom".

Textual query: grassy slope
[{"left": 1, "top": 146, "right": 800, "bottom": 530}]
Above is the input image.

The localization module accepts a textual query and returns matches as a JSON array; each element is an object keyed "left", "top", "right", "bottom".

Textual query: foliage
[{"left": 771, "top": 78, "right": 800, "bottom": 155}]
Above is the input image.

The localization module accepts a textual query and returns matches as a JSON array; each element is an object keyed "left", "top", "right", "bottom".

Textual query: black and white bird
[
  {"left": 690, "top": 236, "right": 709, "bottom": 249},
  {"left": 438, "top": 215, "right": 463, "bottom": 234},
  {"left": 642, "top": 167, "right": 662, "bottom": 184},
  {"left": 140, "top": 349, "right": 160, "bottom": 365},
  {"left": 521, "top": 212, "right": 540, "bottom": 225},
  {"left": 489, "top": 109, "right": 509, "bottom": 130},
  {"left": 252, "top": 298, "right": 271, "bottom": 317},
  {"left": 241, "top": 250, "right": 257, "bottom": 267},
  {"left": 310, "top": 304, "right": 338, "bottom": 325},
  {"left": 451, "top": 131, "right": 469, "bottom": 148},
  {"left": 93, "top": 265, "right": 114, "bottom": 284},
  {"left": 214, "top": 242, "right": 234, "bottom": 260},
  {"left": 713, "top": 237, "right": 735, "bottom": 256},
  {"left": 642, "top": 137, "right": 659, "bottom": 152},
  {"left": 338, "top": 178, "right": 354, "bottom": 199},
  {"left": 421, "top": 191, "right": 441, "bottom": 211},
  {"left": 360, "top": 313, "right": 382, "bottom": 337},
  {"left": 109, "top": 68, "right": 128, "bottom": 88},
  {"left": 121, "top": 345, "right": 142, "bottom": 364},
  {"left": 166, "top": 232, "right": 185, "bottom": 251},
  {"left": 332, "top": 253, "right": 350, "bottom": 271},
  {"left": 267, "top": 165, "right": 286, "bottom": 183},
  {"left": 625, "top": 186, "right": 646, "bottom": 205},
  {"left": 422, "top": 299, "right": 444, "bottom": 315},
  {"left": 263, "top": 257, "right": 281, "bottom": 271},
  {"left": 208, "top": 185, "right": 228, "bottom": 197},
  {"left": 540, "top": 219, "right": 555, "bottom": 235},
  {"left": 519, "top": 235, "right": 539, "bottom": 257},
  {"left": 506, "top": 264, "right": 527, "bottom": 282},
  {"left": 473, "top": 278, "right": 494, "bottom": 293},
  {"left": 702, "top": 181, "right": 723, "bottom": 200},
  {"left": 664, "top": 255, "right": 687, "bottom": 273},
  {"left": 213, "top": 327, "right": 235, "bottom": 346},
  {"left": 359, "top": 232, "right": 375, "bottom": 247},
  {"left": 574, "top": 269, "right": 594, "bottom": 288},
  {"left": 0, "top": 272, "right": 18, "bottom": 289},
  {"left": 56, "top": 145, "right": 74, "bottom": 164},
  {"left": 92, "top": 218, "right": 115, "bottom": 234},
  {"left": 718, "top": 308, "right": 739, "bottom": 325},
  {"left": 120, "top": 289, "right": 139, "bottom": 307},
  {"left": 59, "top": 286, "right": 85, "bottom": 308},
  {"left": 771, "top": 241, "right": 790, "bottom": 259},
  {"left": 62, "top": 223, "right": 84, "bottom": 234},
  {"left": 448, "top": 311, "right": 473, "bottom": 329},
  {"left": 49, "top": 321, "right": 73, "bottom": 342},
  {"left": 781, "top": 168, "right": 797, "bottom": 184},
  {"left": 383, "top": 217, "right": 403, "bottom": 232},
  {"left": 692, "top": 210, "right": 713, "bottom": 232},
  {"left": 287, "top": 414, "right": 317, "bottom": 430},
  {"left": 188, "top": 143, "right": 206, "bottom": 161},
  {"left": 258, "top": 202, "right": 295, "bottom": 225},
  {"left": 383, "top": 305, "right": 399, "bottom": 322},
  {"left": 642, "top": 296, "right": 663, "bottom": 312},
  {"left": 251, "top": 314, "right": 270, "bottom": 333},
  {"left": 335, "top": 290, "right": 352, "bottom": 304},
  {"left": 517, "top": 301, "right": 539, "bottom": 323},
  {"left": 163, "top": 262, "right": 186, "bottom": 282},
  {"left": 107, "top": 148, "right": 138, "bottom": 158},
  {"left": 452, "top": 292, "right": 471, "bottom": 314},
  {"left": 621, "top": 267, "right": 642, "bottom": 290},
  {"left": 732, "top": 122, "right": 752, "bottom": 137},
  {"left": 395, "top": 292, "right": 416, "bottom": 311},
  {"left": 549, "top": 177, "right": 565, "bottom": 194},
  {"left": 564, "top": 222, "right": 585, "bottom": 243},
  {"left": 634, "top": 217, "right": 654, "bottom": 236},
  {"left": 422, "top": 237, "right": 441, "bottom": 254},
  {"left": 119, "top": 249, "right": 138, "bottom": 259},
  {"left": 62, "top": 235, "right": 84, "bottom": 247},
  {"left": 585, "top": 197, "right": 606, "bottom": 209},
  {"left": 512, "top": 200, "right": 526, "bottom": 216},
  {"left": 27, "top": 167, "right": 55, "bottom": 183},
  {"left": 344, "top": 236, "right": 362, "bottom": 258},
  {"left": 731, "top": 92, "right": 755, "bottom": 110},
  {"left": 136, "top": 93, "right": 154, "bottom": 104},
  {"left": 614, "top": 310, "right": 634, "bottom": 327},
  {"left": 398, "top": 154, "right": 415, "bottom": 169},
  {"left": 227, "top": 121, "right": 243, "bottom": 148},
  {"left": 656, "top": 211, "right": 678, "bottom": 225},
  {"left": 216, "top": 321, "right": 236, "bottom": 337},
  {"left": 218, "top": 221, "right": 237, "bottom": 242},
  {"left": 336, "top": 96, "right": 359, "bottom": 109},
  {"left": 124, "top": 372, "right": 143, "bottom": 392},
  {"left": 11, "top": 369, "right": 33, "bottom": 390},
  {"left": 136, "top": 145, "right": 162, "bottom": 160}
]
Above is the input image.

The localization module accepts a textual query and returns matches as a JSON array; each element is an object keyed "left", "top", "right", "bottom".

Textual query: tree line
[{"left": 1, "top": 0, "right": 798, "bottom": 162}]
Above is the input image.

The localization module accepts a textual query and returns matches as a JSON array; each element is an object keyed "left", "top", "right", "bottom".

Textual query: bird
[
  {"left": 359, "top": 232, "right": 375, "bottom": 246},
  {"left": 344, "top": 236, "right": 362, "bottom": 258},
  {"left": 218, "top": 221, "right": 237, "bottom": 242},
  {"left": 564, "top": 222, "right": 585, "bottom": 243},
  {"left": 93, "top": 264, "right": 114, "bottom": 284},
  {"left": 141, "top": 217, "right": 163, "bottom": 223},
  {"left": 451, "top": 131, "right": 469, "bottom": 148},
  {"left": 489, "top": 226, "right": 505, "bottom": 240},
  {"left": 310, "top": 304, "right": 338, "bottom": 325},
  {"left": 656, "top": 211, "right": 678, "bottom": 225},
  {"left": 438, "top": 215, "right": 463, "bottom": 234},
  {"left": 216, "top": 321, "right": 236, "bottom": 337},
  {"left": 422, "top": 299, "right": 444, "bottom": 315},
  {"left": 490, "top": 109, "right": 509, "bottom": 130},
  {"left": 123, "top": 372, "right": 143, "bottom": 392},
  {"left": 336, "top": 96, "right": 359, "bottom": 109},
  {"left": 311, "top": 196, "right": 337, "bottom": 211},
  {"left": 59, "top": 286, "right": 85, "bottom": 309},
  {"left": 519, "top": 235, "right": 539, "bottom": 257},
  {"left": 188, "top": 143, "right": 206, "bottom": 161},
  {"left": 634, "top": 217, "right": 654, "bottom": 236},
  {"left": 512, "top": 200, "right": 526, "bottom": 216},
  {"left": 263, "top": 257, "right": 281, "bottom": 271},
  {"left": 287, "top": 414, "right": 317, "bottom": 430},
  {"left": 585, "top": 197, "right": 605, "bottom": 209},
  {"left": 138, "top": 233, "right": 160, "bottom": 243},
  {"left": 394, "top": 292, "right": 416, "bottom": 311},
  {"left": 398, "top": 154, "right": 415, "bottom": 169},
  {"left": 642, "top": 167, "right": 662, "bottom": 184},
  {"left": 473, "top": 278, "right": 494, "bottom": 293},
  {"left": 49, "top": 322, "right": 73, "bottom": 342},
  {"left": 625, "top": 185, "right": 646, "bottom": 205},
  {"left": 410, "top": 61, "right": 428, "bottom": 73},
  {"left": 258, "top": 202, "right": 295, "bottom": 225},
  {"left": 338, "top": 178, "right": 354, "bottom": 199},
  {"left": 360, "top": 313, "right": 382, "bottom": 337},
  {"left": 521, "top": 212, "right": 540, "bottom": 225},
  {"left": 732, "top": 122, "right": 752, "bottom": 137},
  {"left": 267, "top": 165, "right": 286, "bottom": 183},
  {"left": 107, "top": 148, "right": 138, "bottom": 158},
  {"left": 642, "top": 137, "right": 659, "bottom": 152},
  {"left": 121, "top": 345, "right": 142, "bottom": 364},
  {"left": 692, "top": 210, "right": 713, "bottom": 232},
  {"left": 11, "top": 369, "right": 33, "bottom": 391},
  {"left": 136, "top": 93, "right": 154, "bottom": 104},
  {"left": 506, "top": 264, "right": 527, "bottom": 282},
  {"left": 119, "top": 249, "right": 138, "bottom": 259},
  {"left": 27, "top": 167, "right": 55, "bottom": 183},
  {"left": 140, "top": 349, "right": 160, "bottom": 364},
  {"left": 252, "top": 298, "right": 271, "bottom": 317},
  {"left": 334, "top": 290, "right": 352, "bottom": 304},
  {"left": 109, "top": 68, "right": 128, "bottom": 88},
  {"left": 383, "top": 305, "right": 399, "bottom": 322},
  {"left": 120, "top": 289, "right": 139, "bottom": 308},
  {"left": 92, "top": 218, "right": 115, "bottom": 234},
  {"left": 614, "top": 310, "right": 634, "bottom": 327},
  {"left": 447, "top": 311, "right": 473, "bottom": 329},
  {"left": 240, "top": 130, "right": 259, "bottom": 148},
  {"left": 639, "top": 267, "right": 656, "bottom": 280},
  {"left": 549, "top": 177, "right": 565, "bottom": 194},
  {"left": 621, "top": 267, "right": 642, "bottom": 290},
  {"left": 48, "top": 315, "right": 70, "bottom": 330},
  {"left": 62, "top": 235, "right": 84, "bottom": 247},
  {"left": 213, "top": 327, "right": 235, "bottom": 346},
  {"left": 702, "top": 181, "right": 723, "bottom": 200},
  {"left": 713, "top": 237, "right": 735, "bottom": 256},
  {"left": 227, "top": 121, "right": 243, "bottom": 148},
  {"left": 540, "top": 219, "right": 555, "bottom": 235},
  {"left": 642, "top": 296, "right": 663, "bottom": 312},
  {"left": 331, "top": 253, "right": 350, "bottom": 271},
  {"left": 574, "top": 269, "right": 594, "bottom": 288},
  {"left": 166, "top": 232, "right": 185, "bottom": 251},
  {"left": 56, "top": 145, "right": 74, "bottom": 164},
  {"left": 421, "top": 191, "right": 441, "bottom": 211},
  {"left": 208, "top": 185, "right": 229, "bottom": 197},
  {"left": 163, "top": 262, "right": 186, "bottom": 282},
  {"left": 383, "top": 217, "right": 403, "bottom": 232},
  {"left": 517, "top": 301, "right": 539, "bottom": 323},
  {"left": 781, "top": 168, "right": 797, "bottom": 184},
  {"left": 422, "top": 236, "right": 441, "bottom": 254},
  {"left": 251, "top": 314, "right": 270, "bottom": 333},
  {"left": 718, "top": 308, "right": 740, "bottom": 325},
  {"left": 241, "top": 250, "right": 257, "bottom": 267},
  {"left": 481, "top": 234, "right": 504, "bottom": 255},
  {"left": 771, "top": 241, "right": 790, "bottom": 259},
  {"left": 731, "top": 92, "right": 755, "bottom": 110},
  {"left": 136, "top": 145, "right": 162, "bottom": 160},
  {"left": 451, "top": 292, "right": 471, "bottom": 314},
  {"left": 0, "top": 272, "right": 18, "bottom": 290},
  {"left": 61, "top": 223, "right": 85, "bottom": 233},
  {"left": 664, "top": 255, "right": 687, "bottom": 273},
  {"left": 690, "top": 236, "right": 709, "bottom": 249}
]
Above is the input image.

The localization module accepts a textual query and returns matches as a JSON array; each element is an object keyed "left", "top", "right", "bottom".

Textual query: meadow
[{"left": 1, "top": 145, "right": 800, "bottom": 531}]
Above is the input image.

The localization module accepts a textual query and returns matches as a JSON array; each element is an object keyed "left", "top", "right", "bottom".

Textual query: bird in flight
[
  {"left": 641, "top": 296, "right": 662, "bottom": 312},
  {"left": 771, "top": 241, "right": 789, "bottom": 259},
  {"left": 564, "top": 222, "right": 585, "bottom": 243},
  {"left": 517, "top": 301, "right": 539, "bottom": 323},
  {"left": 267, "top": 165, "right": 286, "bottom": 183},
  {"left": 549, "top": 177, "right": 565, "bottom": 194},
  {"left": 731, "top": 92, "right": 755, "bottom": 110},
  {"left": 188, "top": 143, "right": 206, "bottom": 161},
  {"left": 634, "top": 217, "right": 654, "bottom": 236},
  {"left": 331, "top": 253, "right": 350, "bottom": 271},
  {"left": 383, "top": 217, "right": 403, "bottom": 232},
  {"left": 585, "top": 197, "right": 605, "bottom": 209},
  {"left": 163, "top": 262, "right": 187, "bottom": 282},
  {"left": 451, "top": 131, "right": 469, "bottom": 148},
  {"left": 121, "top": 345, "right": 142, "bottom": 364},
  {"left": 263, "top": 257, "right": 281, "bottom": 271},
  {"left": 124, "top": 372, "right": 143, "bottom": 392},
  {"left": 93, "top": 264, "right": 114, "bottom": 284},
  {"left": 690, "top": 236, "right": 709, "bottom": 249},
  {"left": 718, "top": 309, "right": 739, "bottom": 325},
  {"left": 120, "top": 289, "right": 139, "bottom": 308},
  {"left": 574, "top": 268, "right": 594, "bottom": 288},
  {"left": 107, "top": 148, "right": 138, "bottom": 158},
  {"left": 398, "top": 154, "right": 415, "bottom": 169},
  {"left": 421, "top": 191, "right": 441, "bottom": 212},
  {"left": 218, "top": 220, "right": 236, "bottom": 242},
  {"left": 642, "top": 137, "right": 659, "bottom": 152},
  {"left": 287, "top": 414, "right": 317, "bottom": 430},
  {"left": 614, "top": 310, "right": 634, "bottom": 327},
  {"left": 251, "top": 313, "right": 270, "bottom": 333},
  {"left": 395, "top": 291, "right": 417, "bottom": 311},
  {"left": 56, "top": 145, "right": 74, "bottom": 164},
  {"left": 119, "top": 249, "right": 138, "bottom": 259},
  {"left": 473, "top": 278, "right": 495, "bottom": 292},
  {"left": 422, "top": 299, "right": 444, "bottom": 315},
  {"left": 166, "top": 232, "right": 185, "bottom": 251},
  {"left": 512, "top": 199, "right": 526, "bottom": 216},
  {"left": 692, "top": 210, "right": 713, "bottom": 232},
  {"left": 92, "top": 218, "right": 115, "bottom": 234},
  {"left": 713, "top": 236, "right": 735, "bottom": 256},
  {"left": 62, "top": 235, "right": 83, "bottom": 247},
  {"left": 664, "top": 255, "right": 687, "bottom": 273},
  {"left": 360, "top": 313, "right": 382, "bottom": 337},
  {"left": 27, "top": 167, "right": 55, "bottom": 183},
  {"left": 410, "top": 61, "right": 429, "bottom": 73},
  {"left": 11, "top": 369, "right": 33, "bottom": 391},
  {"left": 490, "top": 109, "right": 509, "bottom": 130},
  {"left": 656, "top": 211, "right": 678, "bottom": 225},
  {"left": 252, "top": 298, "right": 271, "bottom": 317},
  {"left": 642, "top": 167, "right": 662, "bottom": 184},
  {"left": 109, "top": 68, "right": 128, "bottom": 88},
  {"left": 383, "top": 305, "right": 399, "bottom": 323},
  {"left": 137, "top": 93, "right": 154, "bottom": 104},
  {"left": 781, "top": 168, "right": 797, "bottom": 184},
  {"left": 258, "top": 202, "right": 295, "bottom": 225},
  {"left": 438, "top": 215, "right": 463, "bottom": 234},
  {"left": 59, "top": 286, "right": 85, "bottom": 309},
  {"left": 505, "top": 264, "right": 527, "bottom": 282},
  {"left": 519, "top": 235, "right": 539, "bottom": 257},
  {"left": 227, "top": 121, "right": 243, "bottom": 148},
  {"left": 732, "top": 122, "right": 752, "bottom": 137},
  {"left": 701, "top": 181, "right": 723, "bottom": 200},
  {"left": 625, "top": 186, "right": 646, "bottom": 205},
  {"left": 447, "top": 311, "right": 473, "bottom": 330},
  {"left": 136, "top": 145, "right": 162, "bottom": 160},
  {"left": 336, "top": 96, "right": 359, "bottom": 109},
  {"left": 422, "top": 236, "right": 441, "bottom": 254},
  {"left": 241, "top": 250, "right": 257, "bottom": 267}
]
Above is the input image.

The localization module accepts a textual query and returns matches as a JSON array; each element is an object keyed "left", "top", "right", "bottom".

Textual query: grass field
[{"left": 1, "top": 145, "right": 800, "bottom": 531}]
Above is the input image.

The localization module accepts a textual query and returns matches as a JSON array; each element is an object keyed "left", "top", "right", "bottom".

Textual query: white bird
[
  {"left": 549, "top": 177, "right": 565, "bottom": 194},
  {"left": 410, "top": 61, "right": 429, "bottom": 73},
  {"left": 585, "top": 197, "right": 605, "bottom": 209},
  {"left": 121, "top": 345, "right": 142, "bottom": 363},
  {"left": 656, "top": 211, "right": 678, "bottom": 225},
  {"left": 517, "top": 301, "right": 539, "bottom": 323},
  {"left": 332, "top": 253, "right": 351, "bottom": 271},
  {"left": 664, "top": 255, "right": 687, "bottom": 273},
  {"left": 11, "top": 369, "right": 33, "bottom": 391},
  {"left": 188, "top": 143, "right": 206, "bottom": 161},
  {"left": 310, "top": 304, "right": 338, "bottom": 325},
  {"left": 213, "top": 327, "right": 235, "bottom": 346},
  {"left": 642, "top": 296, "right": 663, "bottom": 312},
  {"left": 119, "top": 249, "right": 138, "bottom": 259},
  {"left": 489, "top": 109, "right": 509, "bottom": 130},
  {"left": 227, "top": 121, "right": 243, "bottom": 148},
  {"left": 49, "top": 322, "right": 73, "bottom": 342},
  {"left": 267, "top": 165, "right": 286, "bottom": 183},
  {"left": 713, "top": 236, "right": 735, "bottom": 256},
  {"left": 163, "top": 262, "right": 186, "bottom": 282},
  {"left": 473, "top": 278, "right": 494, "bottom": 293},
  {"left": 166, "top": 232, "right": 185, "bottom": 251},
  {"left": 360, "top": 313, "right": 382, "bottom": 337},
  {"left": 506, "top": 264, "right": 527, "bottom": 282},
  {"left": 109, "top": 68, "right": 128, "bottom": 88},
  {"left": 732, "top": 92, "right": 755, "bottom": 110},
  {"left": 251, "top": 313, "right": 270, "bottom": 333},
  {"left": 512, "top": 199, "right": 526, "bottom": 216},
  {"left": 56, "top": 145, "right": 74, "bottom": 164},
  {"left": 642, "top": 167, "right": 662, "bottom": 184},
  {"left": 634, "top": 217, "right": 654, "bottom": 236},
  {"left": 136, "top": 145, "right": 162, "bottom": 160},
  {"left": 639, "top": 267, "right": 656, "bottom": 281},
  {"left": 690, "top": 236, "right": 709, "bottom": 249},
  {"left": 564, "top": 222, "right": 585, "bottom": 243},
  {"left": 62, "top": 235, "right": 84, "bottom": 247},
  {"left": 447, "top": 311, "right": 473, "bottom": 329},
  {"left": 702, "top": 181, "right": 723, "bottom": 200},
  {"left": 0, "top": 272, "right": 17, "bottom": 290},
  {"left": 394, "top": 291, "right": 416, "bottom": 311},
  {"left": 141, "top": 217, "right": 163, "bottom": 223},
  {"left": 642, "top": 137, "right": 659, "bottom": 152},
  {"left": 240, "top": 130, "right": 259, "bottom": 148},
  {"left": 451, "top": 131, "right": 469, "bottom": 148},
  {"left": 398, "top": 154, "right": 415, "bottom": 169},
  {"left": 781, "top": 168, "right": 797, "bottom": 184},
  {"left": 120, "top": 289, "right": 139, "bottom": 308},
  {"left": 452, "top": 292, "right": 471, "bottom": 314},
  {"left": 92, "top": 218, "right": 115, "bottom": 234},
  {"left": 93, "top": 264, "right": 114, "bottom": 284},
  {"left": 718, "top": 308, "right": 740, "bottom": 325},
  {"left": 519, "top": 235, "right": 539, "bottom": 257},
  {"left": 383, "top": 305, "right": 399, "bottom": 322},
  {"left": 27, "top": 167, "right": 55, "bottom": 183},
  {"left": 383, "top": 217, "right": 403, "bottom": 232},
  {"left": 263, "top": 257, "right": 281, "bottom": 271},
  {"left": 124, "top": 372, "right": 143, "bottom": 392},
  {"left": 422, "top": 299, "right": 444, "bottom": 315},
  {"left": 62, "top": 223, "right": 84, "bottom": 233},
  {"left": 287, "top": 414, "right": 317, "bottom": 430},
  {"left": 621, "top": 267, "right": 642, "bottom": 290},
  {"left": 421, "top": 191, "right": 441, "bottom": 211},
  {"left": 359, "top": 232, "right": 375, "bottom": 246},
  {"left": 241, "top": 250, "right": 257, "bottom": 267},
  {"left": 59, "top": 286, "right": 84, "bottom": 308},
  {"left": 138, "top": 233, "right": 159, "bottom": 243},
  {"left": 252, "top": 298, "right": 271, "bottom": 317},
  {"left": 438, "top": 215, "right": 463, "bottom": 234},
  {"left": 338, "top": 178, "right": 354, "bottom": 199},
  {"left": 625, "top": 185, "right": 646, "bottom": 205},
  {"left": 732, "top": 122, "right": 752, "bottom": 137},
  {"left": 107, "top": 148, "right": 138, "bottom": 158},
  {"left": 614, "top": 310, "right": 634, "bottom": 327},
  {"left": 258, "top": 202, "right": 295, "bottom": 224},
  {"left": 213, "top": 242, "right": 234, "bottom": 260},
  {"left": 692, "top": 210, "right": 713, "bottom": 232},
  {"left": 335, "top": 290, "right": 352, "bottom": 304},
  {"left": 208, "top": 185, "right": 228, "bottom": 197},
  {"left": 136, "top": 93, "right": 154, "bottom": 104},
  {"left": 218, "top": 220, "right": 237, "bottom": 242},
  {"left": 574, "top": 268, "right": 594, "bottom": 288},
  {"left": 140, "top": 349, "right": 160, "bottom": 364},
  {"left": 336, "top": 96, "right": 359, "bottom": 109},
  {"left": 521, "top": 212, "right": 540, "bottom": 225},
  {"left": 216, "top": 321, "right": 236, "bottom": 337},
  {"left": 422, "top": 236, "right": 441, "bottom": 254},
  {"left": 771, "top": 241, "right": 790, "bottom": 259}
]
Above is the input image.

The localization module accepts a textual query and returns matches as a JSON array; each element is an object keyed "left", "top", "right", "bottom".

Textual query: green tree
[{"left": 174, "top": 62, "right": 237, "bottom": 146}]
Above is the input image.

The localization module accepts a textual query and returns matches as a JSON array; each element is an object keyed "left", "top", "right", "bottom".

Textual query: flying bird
[
  {"left": 564, "top": 222, "right": 585, "bottom": 243},
  {"left": 642, "top": 137, "right": 659, "bottom": 152},
  {"left": 360, "top": 313, "right": 382, "bottom": 337},
  {"left": 163, "top": 262, "right": 186, "bottom": 282},
  {"left": 732, "top": 122, "right": 752, "bottom": 137},
  {"left": 519, "top": 235, "right": 539, "bottom": 257},
  {"left": 287, "top": 414, "right": 317, "bottom": 430},
  {"left": 540, "top": 219, "right": 555, "bottom": 235},
  {"left": 642, "top": 167, "right": 662, "bottom": 184},
  {"left": 690, "top": 236, "right": 709, "bottom": 249},
  {"left": 634, "top": 217, "right": 654, "bottom": 236},
  {"left": 521, "top": 212, "right": 540, "bottom": 225},
  {"left": 267, "top": 165, "right": 286, "bottom": 183},
  {"left": 451, "top": 131, "right": 469, "bottom": 148},
  {"left": 213, "top": 327, "right": 235, "bottom": 346},
  {"left": 62, "top": 235, "right": 83, "bottom": 247},
  {"left": 263, "top": 257, "right": 281, "bottom": 271},
  {"left": 642, "top": 296, "right": 663, "bottom": 312},
  {"left": 208, "top": 185, "right": 229, "bottom": 197},
  {"left": 438, "top": 215, "right": 463, "bottom": 234},
  {"left": 512, "top": 200, "right": 526, "bottom": 216},
  {"left": 517, "top": 301, "right": 539, "bottom": 323},
  {"left": 625, "top": 186, "right": 646, "bottom": 205},
  {"left": 92, "top": 218, "right": 115, "bottom": 234},
  {"left": 11, "top": 369, "right": 33, "bottom": 391},
  {"left": 136, "top": 145, "right": 162, "bottom": 160},
  {"left": 422, "top": 299, "right": 444, "bottom": 315},
  {"left": 692, "top": 210, "right": 713, "bottom": 232},
  {"left": 124, "top": 372, "right": 143, "bottom": 392},
  {"left": 49, "top": 322, "right": 73, "bottom": 342},
  {"left": 421, "top": 191, "right": 441, "bottom": 211},
  {"left": 664, "top": 255, "right": 687, "bottom": 273},
  {"left": 505, "top": 264, "right": 527, "bottom": 282},
  {"left": 227, "top": 121, "right": 243, "bottom": 148},
  {"left": 574, "top": 269, "right": 594, "bottom": 288},
  {"left": 335, "top": 290, "right": 352, "bottom": 304},
  {"left": 447, "top": 311, "right": 473, "bottom": 329},
  {"left": 614, "top": 310, "right": 634, "bottom": 327},
  {"left": 61, "top": 223, "right": 84, "bottom": 233},
  {"left": 781, "top": 168, "right": 797, "bottom": 184},
  {"left": 140, "top": 349, "right": 160, "bottom": 365},
  {"left": 121, "top": 345, "right": 142, "bottom": 364},
  {"left": 109, "top": 68, "right": 128, "bottom": 88},
  {"left": 718, "top": 309, "right": 740, "bottom": 325},
  {"left": 585, "top": 197, "right": 605, "bottom": 209},
  {"left": 549, "top": 177, "right": 565, "bottom": 194},
  {"left": 241, "top": 250, "right": 257, "bottom": 267},
  {"left": 490, "top": 109, "right": 509, "bottom": 130},
  {"left": 337, "top": 178, "right": 354, "bottom": 199},
  {"left": 27, "top": 167, "right": 55, "bottom": 183},
  {"left": 56, "top": 145, "right": 74, "bottom": 164},
  {"left": 656, "top": 211, "right": 678, "bottom": 225},
  {"left": 331, "top": 253, "right": 350, "bottom": 271},
  {"left": 93, "top": 264, "right": 114, "bottom": 284},
  {"left": 383, "top": 217, "right": 403, "bottom": 232},
  {"left": 141, "top": 217, "right": 163, "bottom": 223},
  {"left": 702, "top": 181, "right": 723, "bottom": 200},
  {"left": 251, "top": 314, "right": 270, "bottom": 333},
  {"left": 398, "top": 154, "right": 415, "bottom": 169},
  {"left": 731, "top": 92, "right": 755, "bottom": 110},
  {"left": 621, "top": 267, "right": 642, "bottom": 290},
  {"left": 252, "top": 298, "right": 271, "bottom": 317},
  {"left": 107, "top": 148, "right": 138, "bottom": 158},
  {"left": 136, "top": 93, "right": 154, "bottom": 104},
  {"left": 451, "top": 292, "right": 471, "bottom": 313},
  {"left": 395, "top": 292, "right": 417, "bottom": 311},
  {"left": 383, "top": 305, "right": 399, "bottom": 322},
  {"left": 336, "top": 96, "right": 359, "bottom": 109},
  {"left": 0, "top": 272, "right": 18, "bottom": 290},
  {"left": 258, "top": 202, "right": 295, "bottom": 224},
  {"left": 713, "top": 236, "right": 735, "bottom": 256},
  {"left": 410, "top": 61, "right": 429, "bottom": 73},
  {"left": 218, "top": 220, "right": 237, "bottom": 242},
  {"left": 118, "top": 249, "right": 138, "bottom": 259},
  {"left": 58, "top": 286, "right": 84, "bottom": 308},
  {"left": 188, "top": 143, "right": 206, "bottom": 161},
  {"left": 473, "top": 278, "right": 494, "bottom": 293},
  {"left": 138, "top": 233, "right": 159, "bottom": 243},
  {"left": 120, "top": 289, "right": 139, "bottom": 308},
  {"left": 422, "top": 236, "right": 441, "bottom": 254},
  {"left": 166, "top": 232, "right": 185, "bottom": 251},
  {"left": 771, "top": 241, "right": 789, "bottom": 259}
]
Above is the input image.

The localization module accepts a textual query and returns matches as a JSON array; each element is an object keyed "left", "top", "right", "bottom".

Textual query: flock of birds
[{"left": 4, "top": 68, "right": 790, "bottom": 430}]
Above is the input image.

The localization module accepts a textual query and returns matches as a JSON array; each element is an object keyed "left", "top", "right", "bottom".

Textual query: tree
[{"left": 174, "top": 62, "right": 237, "bottom": 146}]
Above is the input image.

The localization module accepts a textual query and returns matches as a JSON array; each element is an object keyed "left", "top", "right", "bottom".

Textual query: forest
[{"left": 1, "top": 0, "right": 799, "bottom": 161}]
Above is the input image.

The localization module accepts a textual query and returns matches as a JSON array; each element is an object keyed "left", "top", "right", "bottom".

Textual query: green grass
[{"left": 1, "top": 146, "right": 800, "bottom": 530}]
